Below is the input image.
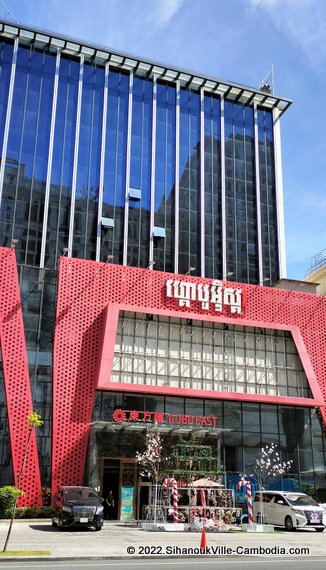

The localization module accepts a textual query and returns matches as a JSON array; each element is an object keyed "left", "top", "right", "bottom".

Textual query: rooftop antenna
[
  {"left": 0, "top": 0, "right": 17, "bottom": 22},
  {"left": 259, "top": 65, "right": 274, "bottom": 94}
]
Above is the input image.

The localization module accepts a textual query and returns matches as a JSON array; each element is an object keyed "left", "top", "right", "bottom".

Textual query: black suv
[{"left": 52, "top": 486, "right": 104, "bottom": 531}]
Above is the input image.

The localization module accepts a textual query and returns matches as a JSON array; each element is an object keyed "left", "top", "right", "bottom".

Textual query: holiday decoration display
[
  {"left": 162, "top": 478, "right": 179, "bottom": 523},
  {"left": 236, "top": 477, "right": 253, "bottom": 524}
]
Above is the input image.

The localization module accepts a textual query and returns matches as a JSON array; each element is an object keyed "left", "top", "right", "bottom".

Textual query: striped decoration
[
  {"left": 236, "top": 477, "right": 253, "bottom": 523},
  {"left": 162, "top": 478, "right": 179, "bottom": 523}
]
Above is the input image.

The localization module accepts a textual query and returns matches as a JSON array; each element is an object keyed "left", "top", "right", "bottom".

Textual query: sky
[{"left": 2, "top": 0, "right": 326, "bottom": 280}]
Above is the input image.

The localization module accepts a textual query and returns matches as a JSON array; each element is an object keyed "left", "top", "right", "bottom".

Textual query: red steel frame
[
  {"left": 1, "top": 248, "right": 326, "bottom": 501},
  {"left": 0, "top": 248, "right": 42, "bottom": 506}
]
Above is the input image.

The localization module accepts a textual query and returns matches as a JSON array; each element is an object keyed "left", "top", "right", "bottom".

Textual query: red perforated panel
[
  {"left": 0, "top": 247, "right": 42, "bottom": 506},
  {"left": 52, "top": 260, "right": 108, "bottom": 492},
  {"left": 52, "top": 258, "right": 326, "bottom": 491}
]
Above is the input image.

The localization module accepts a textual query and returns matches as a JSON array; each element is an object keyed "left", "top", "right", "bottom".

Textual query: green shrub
[
  {"left": 0, "top": 486, "right": 22, "bottom": 518},
  {"left": 15, "top": 506, "right": 53, "bottom": 519},
  {"left": 0, "top": 505, "right": 53, "bottom": 519},
  {"left": 301, "top": 483, "right": 316, "bottom": 497}
]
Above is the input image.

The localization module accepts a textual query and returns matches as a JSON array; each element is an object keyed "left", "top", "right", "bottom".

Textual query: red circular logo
[{"left": 112, "top": 409, "right": 127, "bottom": 423}]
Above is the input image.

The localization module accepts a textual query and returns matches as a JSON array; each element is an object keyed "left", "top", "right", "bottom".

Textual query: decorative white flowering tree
[
  {"left": 252, "top": 443, "right": 293, "bottom": 490},
  {"left": 136, "top": 427, "right": 167, "bottom": 521},
  {"left": 240, "top": 443, "right": 293, "bottom": 526},
  {"left": 136, "top": 428, "right": 164, "bottom": 485}
]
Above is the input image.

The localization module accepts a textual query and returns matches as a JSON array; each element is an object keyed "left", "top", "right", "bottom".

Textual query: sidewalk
[{"left": 0, "top": 520, "right": 325, "bottom": 560}]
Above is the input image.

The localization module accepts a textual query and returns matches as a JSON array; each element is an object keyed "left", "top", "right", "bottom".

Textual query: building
[
  {"left": 0, "top": 20, "right": 326, "bottom": 516},
  {"left": 305, "top": 249, "right": 326, "bottom": 295}
]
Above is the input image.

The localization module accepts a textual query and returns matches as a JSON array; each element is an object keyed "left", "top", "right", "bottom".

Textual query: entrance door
[
  {"left": 138, "top": 481, "right": 152, "bottom": 520},
  {"left": 120, "top": 460, "right": 137, "bottom": 520},
  {"left": 102, "top": 459, "right": 120, "bottom": 519},
  {"left": 102, "top": 458, "right": 137, "bottom": 520}
]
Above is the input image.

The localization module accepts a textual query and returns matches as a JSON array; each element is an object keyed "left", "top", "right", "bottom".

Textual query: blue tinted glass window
[
  {"left": 128, "top": 77, "right": 153, "bottom": 267},
  {"left": 1, "top": 46, "right": 55, "bottom": 265},
  {"left": 101, "top": 70, "right": 129, "bottom": 264},
  {"left": 178, "top": 89, "right": 200, "bottom": 275},
  {"left": 45, "top": 56, "right": 80, "bottom": 267},
  {"left": 0, "top": 40, "right": 14, "bottom": 246},
  {"left": 204, "top": 94, "right": 222, "bottom": 278},
  {"left": 258, "top": 108, "right": 278, "bottom": 284},
  {"left": 73, "top": 62, "right": 104, "bottom": 260},
  {"left": 153, "top": 82, "right": 176, "bottom": 272},
  {"left": 225, "top": 101, "right": 258, "bottom": 284}
]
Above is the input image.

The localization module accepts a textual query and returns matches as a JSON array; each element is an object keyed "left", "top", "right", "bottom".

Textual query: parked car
[
  {"left": 319, "top": 503, "right": 326, "bottom": 526},
  {"left": 253, "top": 491, "right": 325, "bottom": 532},
  {"left": 52, "top": 486, "right": 104, "bottom": 531}
]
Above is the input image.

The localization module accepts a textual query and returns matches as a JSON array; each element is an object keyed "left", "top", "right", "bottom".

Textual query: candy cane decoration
[
  {"left": 236, "top": 477, "right": 253, "bottom": 524},
  {"left": 162, "top": 478, "right": 178, "bottom": 523}
]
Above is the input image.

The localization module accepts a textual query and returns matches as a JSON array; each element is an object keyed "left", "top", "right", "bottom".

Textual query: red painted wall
[
  {"left": 52, "top": 257, "right": 326, "bottom": 491},
  {"left": 0, "top": 248, "right": 42, "bottom": 506},
  {"left": 1, "top": 248, "right": 325, "bottom": 500}
]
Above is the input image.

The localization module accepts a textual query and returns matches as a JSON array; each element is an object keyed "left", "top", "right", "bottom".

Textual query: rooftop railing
[{"left": 307, "top": 248, "right": 326, "bottom": 274}]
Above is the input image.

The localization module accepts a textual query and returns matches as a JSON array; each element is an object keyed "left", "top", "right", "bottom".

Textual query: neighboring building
[
  {"left": 0, "top": 20, "right": 326, "bottom": 515},
  {"left": 305, "top": 249, "right": 326, "bottom": 295}
]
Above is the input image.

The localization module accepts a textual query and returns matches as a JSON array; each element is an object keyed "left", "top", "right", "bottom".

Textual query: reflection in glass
[
  {"left": 178, "top": 89, "right": 200, "bottom": 275},
  {"left": 153, "top": 82, "right": 176, "bottom": 272},
  {"left": 128, "top": 77, "right": 152, "bottom": 267},
  {"left": 258, "top": 108, "right": 278, "bottom": 284},
  {"left": 225, "top": 102, "right": 258, "bottom": 283},
  {"left": 73, "top": 62, "right": 104, "bottom": 260},
  {"left": 2, "top": 45, "right": 55, "bottom": 265},
  {"left": 204, "top": 94, "right": 222, "bottom": 278},
  {"left": 101, "top": 70, "right": 129, "bottom": 264},
  {"left": 46, "top": 56, "right": 79, "bottom": 267}
]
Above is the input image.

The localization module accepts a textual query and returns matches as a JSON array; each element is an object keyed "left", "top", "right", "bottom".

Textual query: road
[
  {"left": 0, "top": 558, "right": 326, "bottom": 570},
  {"left": 1, "top": 520, "right": 325, "bottom": 565}
]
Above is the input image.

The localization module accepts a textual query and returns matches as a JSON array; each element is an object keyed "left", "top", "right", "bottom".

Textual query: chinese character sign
[{"left": 112, "top": 409, "right": 218, "bottom": 427}]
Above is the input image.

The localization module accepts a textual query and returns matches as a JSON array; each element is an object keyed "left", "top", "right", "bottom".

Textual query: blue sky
[{"left": 3, "top": 0, "right": 326, "bottom": 279}]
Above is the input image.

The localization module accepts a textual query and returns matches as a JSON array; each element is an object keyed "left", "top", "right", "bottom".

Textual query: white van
[{"left": 253, "top": 491, "right": 325, "bottom": 532}]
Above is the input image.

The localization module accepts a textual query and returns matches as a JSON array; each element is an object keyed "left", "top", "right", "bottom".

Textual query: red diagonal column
[{"left": 0, "top": 247, "right": 42, "bottom": 506}]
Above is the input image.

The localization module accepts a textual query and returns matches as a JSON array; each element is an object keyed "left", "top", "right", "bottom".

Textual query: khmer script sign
[{"left": 166, "top": 279, "right": 243, "bottom": 314}]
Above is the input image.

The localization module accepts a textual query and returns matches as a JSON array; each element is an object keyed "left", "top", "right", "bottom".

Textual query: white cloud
[
  {"left": 246, "top": 0, "right": 326, "bottom": 67},
  {"left": 145, "top": 0, "right": 184, "bottom": 30},
  {"left": 23, "top": 0, "right": 186, "bottom": 54}
]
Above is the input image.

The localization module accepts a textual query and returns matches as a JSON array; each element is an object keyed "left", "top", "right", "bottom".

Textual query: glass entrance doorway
[{"left": 101, "top": 458, "right": 137, "bottom": 520}]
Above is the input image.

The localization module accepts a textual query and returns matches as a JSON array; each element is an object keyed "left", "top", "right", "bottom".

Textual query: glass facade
[
  {"left": 0, "top": 39, "right": 283, "bottom": 284},
  {"left": 127, "top": 77, "right": 153, "bottom": 267},
  {"left": 178, "top": 89, "right": 201, "bottom": 275},
  {"left": 1, "top": 44, "right": 56, "bottom": 266},
  {"left": 0, "top": 347, "right": 12, "bottom": 486},
  {"left": 46, "top": 56, "right": 79, "bottom": 268},
  {"left": 225, "top": 102, "right": 258, "bottom": 284},
  {"left": 101, "top": 70, "right": 129, "bottom": 264},
  {"left": 72, "top": 62, "right": 104, "bottom": 260},
  {"left": 0, "top": 41, "right": 13, "bottom": 162},
  {"left": 258, "top": 107, "right": 278, "bottom": 284},
  {"left": 92, "top": 391, "right": 326, "bottom": 493},
  {"left": 153, "top": 82, "right": 176, "bottom": 272},
  {"left": 204, "top": 94, "right": 222, "bottom": 278},
  {"left": 112, "top": 312, "right": 311, "bottom": 398},
  {"left": 19, "top": 265, "right": 56, "bottom": 484}
]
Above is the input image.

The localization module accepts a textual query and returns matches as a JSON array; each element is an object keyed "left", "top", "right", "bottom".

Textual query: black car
[{"left": 52, "top": 486, "right": 104, "bottom": 531}]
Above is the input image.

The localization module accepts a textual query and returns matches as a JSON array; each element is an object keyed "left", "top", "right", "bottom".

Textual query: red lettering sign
[{"left": 112, "top": 409, "right": 218, "bottom": 427}]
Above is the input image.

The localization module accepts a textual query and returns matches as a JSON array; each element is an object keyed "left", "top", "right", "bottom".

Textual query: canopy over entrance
[{"left": 90, "top": 421, "right": 233, "bottom": 436}]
